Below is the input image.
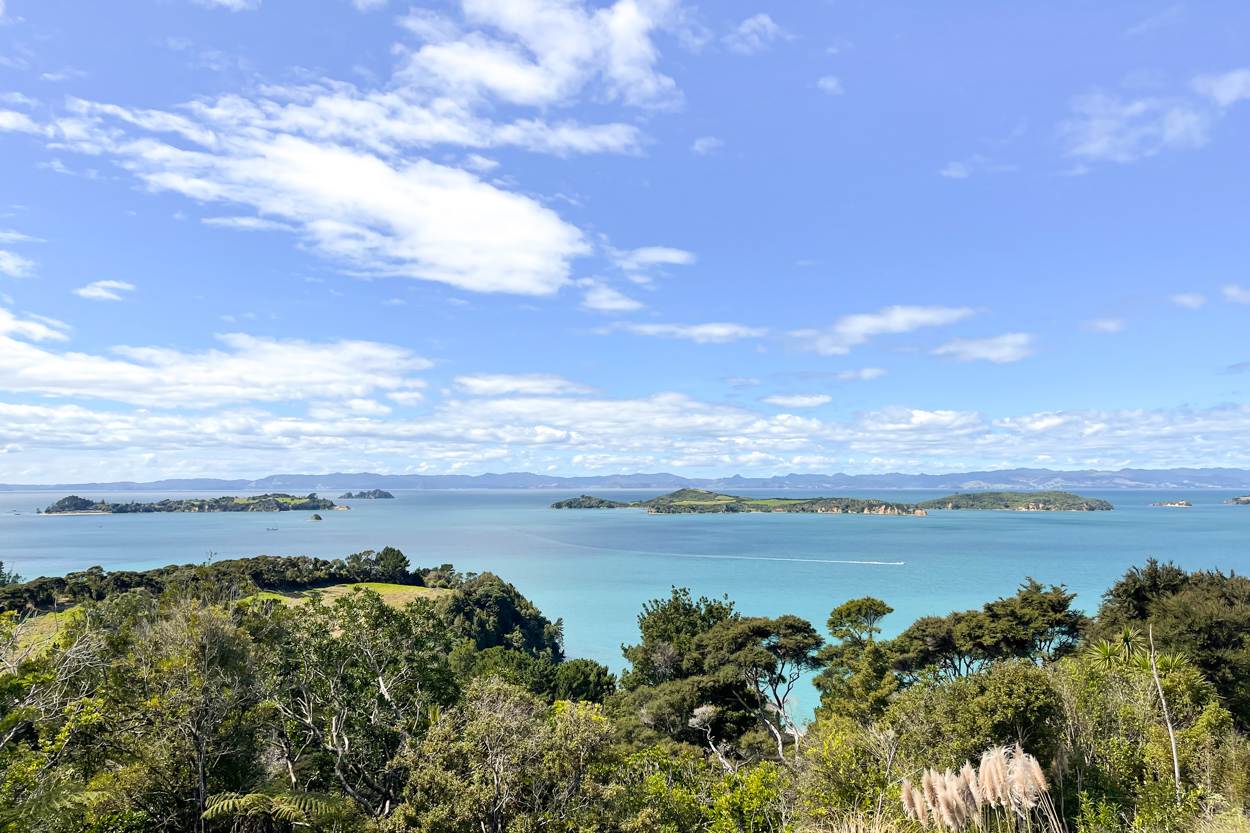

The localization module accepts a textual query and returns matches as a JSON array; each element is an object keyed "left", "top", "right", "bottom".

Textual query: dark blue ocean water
[{"left": 2, "top": 489, "right": 1247, "bottom": 680}]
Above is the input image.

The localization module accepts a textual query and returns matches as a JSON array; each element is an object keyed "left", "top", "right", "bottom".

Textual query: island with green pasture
[
  {"left": 916, "top": 491, "right": 1113, "bottom": 511},
  {"left": 552, "top": 488, "right": 928, "bottom": 515},
  {"left": 339, "top": 489, "right": 395, "bottom": 499},
  {"left": 40, "top": 493, "right": 341, "bottom": 515}
]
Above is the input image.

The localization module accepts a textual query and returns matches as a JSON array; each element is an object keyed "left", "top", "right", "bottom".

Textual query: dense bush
[{"left": 0, "top": 560, "right": 1246, "bottom": 832}]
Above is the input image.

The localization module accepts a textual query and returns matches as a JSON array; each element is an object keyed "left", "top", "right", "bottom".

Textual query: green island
[
  {"left": 339, "top": 489, "right": 395, "bottom": 499},
  {"left": 916, "top": 490, "right": 1114, "bottom": 511},
  {"left": 552, "top": 488, "right": 1115, "bottom": 515},
  {"left": 552, "top": 488, "right": 928, "bottom": 515},
  {"left": 39, "top": 492, "right": 340, "bottom": 515},
  {"left": 0, "top": 552, "right": 1246, "bottom": 832}
]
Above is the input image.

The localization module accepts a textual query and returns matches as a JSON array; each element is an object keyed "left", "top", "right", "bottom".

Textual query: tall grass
[{"left": 900, "top": 745, "right": 1066, "bottom": 832}]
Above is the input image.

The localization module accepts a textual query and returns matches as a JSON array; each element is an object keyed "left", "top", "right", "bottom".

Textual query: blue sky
[{"left": 1, "top": 0, "right": 1249, "bottom": 481}]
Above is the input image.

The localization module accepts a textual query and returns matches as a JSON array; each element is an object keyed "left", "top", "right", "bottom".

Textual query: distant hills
[{"left": 4, "top": 467, "right": 1250, "bottom": 492}]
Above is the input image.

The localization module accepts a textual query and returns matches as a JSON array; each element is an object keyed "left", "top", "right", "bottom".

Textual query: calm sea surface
[{"left": 2, "top": 489, "right": 1247, "bottom": 683}]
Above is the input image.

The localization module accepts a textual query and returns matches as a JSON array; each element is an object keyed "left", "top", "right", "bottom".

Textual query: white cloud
[
  {"left": 398, "top": 0, "right": 681, "bottom": 109},
  {"left": 454, "top": 374, "right": 592, "bottom": 396},
  {"left": 73, "top": 280, "right": 136, "bottom": 301},
  {"left": 1086, "top": 317, "right": 1124, "bottom": 333},
  {"left": 0, "top": 250, "right": 35, "bottom": 278},
  {"left": 0, "top": 110, "right": 43, "bottom": 134},
  {"left": 691, "top": 136, "right": 723, "bottom": 155},
  {"left": 615, "top": 245, "right": 696, "bottom": 273},
  {"left": 463, "top": 153, "right": 499, "bottom": 172},
  {"left": 581, "top": 283, "right": 643, "bottom": 312},
  {"left": 816, "top": 75, "right": 844, "bottom": 96},
  {"left": 612, "top": 322, "right": 766, "bottom": 343},
  {"left": 1060, "top": 92, "right": 1210, "bottom": 164},
  {"left": 193, "top": 0, "right": 260, "bottom": 10},
  {"left": 0, "top": 308, "right": 431, "bottom": 407},
  {"left": 49, "top": 104, "right": 589, "bottom": 295},
  {"left": 352, "top": 0, "right": 386, "bottom": 10},
  {"left": 0, "top": 306, "right": 70, "bottom": 342},
  {"left": 1225, "top": 284, "right": 1250, "bottom": 305},
  {"left": 1171, "top": 292, "right": 1206, "bottom": 309},
  {"left": 791, "top": 305, "right": 974, "bottom": 355},
  {"left": 3, "top": 1, "right": 690, "bottom": 297},
  {"left": 723, "top": 14, "right": 789, "bottom": 55},
  {"left": 203, "top": 216, "right": 297, "bottom": 232},
  {"left": 763, "top": 393, "right": 831, "bottom": 408},
  {"left": 933, "top": 332, "right": 1034, "bottom": 363},
  {"left": 836, "top": 367, "right": 886, "bottom": 381},
  {"left": 938, "top": 154, "right": 1016, "bottom": 179},
  {"left": 1193, "top": 69, "right": 1250, "bottom": 108}
]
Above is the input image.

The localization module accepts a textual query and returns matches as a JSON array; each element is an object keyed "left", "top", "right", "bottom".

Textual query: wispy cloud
[
  {"left": 723, "top": 14, "right": 790, "bottom": 55},
  {"left": 791, "top": 305, "right": 974, "bottom": 355},
  {"left": 581, "top": 282, "right": 643, "bottom": 312},
  {"left": 762, "top": 393, "right": 831, "bottom": 408},
  {"left": 1085, "top": 317, "right": 1125, "bottom": 333},
  {"left": 691, "top": 136, "right": 723, "bottom": 155},
  {"left": 1224, "top": 284, "right": 1250, "bottom": 304},
  {"left": 816, "top": 75, "right": 844, "bottom": 96},
  {"left": 0, "top": 250, "right": 35, "bottom": 278},
  {"left": 1060, "top": 67, "right": 1250, "bottom": 167},
  {"left": 610, "top": 322, "right": 766, "bottom": 343},
  {"left": 837, "top": 367, "right": 887, "bottom": 381},
  {"left": 73, "top": 280, "right": 136, "bottom": 301},
  {"left": 0, "top": 0, "right": 687, "bottom": 297},
  {"left": 933, "top": 332, "right": 1034, "bottom": 363},
  {"left": 454, "top": 374, "right": 592, "bottom": 396},
  {"left": 1171, "top": 292, "right": 1206, "bottom": 309}
]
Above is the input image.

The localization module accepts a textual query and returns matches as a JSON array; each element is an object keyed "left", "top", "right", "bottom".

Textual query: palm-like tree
[{"left": 202, "top": 792, "right": 334, "bottom": 832}]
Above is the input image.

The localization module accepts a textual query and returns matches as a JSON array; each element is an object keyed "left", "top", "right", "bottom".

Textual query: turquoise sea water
[{"left": 1, "top": 489, "right": 1247, "bottom": 681}]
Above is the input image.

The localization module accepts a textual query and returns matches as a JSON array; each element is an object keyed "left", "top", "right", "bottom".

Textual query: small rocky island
[
  {"left": 917, "top": 491, "right": 1113, "bottom": 511},
  {"left": 552, "top": 488, "right": 928, "bottom": 516},
  {"left": 1152, "top": 500, "right": 1192, "bottom": 508},
  {"left": 1228, "top": 495, "right": 1250, "bottom": 505},
  {"left": 339, "top": 489, "right": 395, "bottom": 499},
  {"left": 41, "top": 493, "right": 341, "bottom": 515}
]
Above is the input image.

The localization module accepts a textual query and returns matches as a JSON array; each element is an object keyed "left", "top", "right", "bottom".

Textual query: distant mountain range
[{"left": 4, "top": 467, "right": 1250, "bottom": 492}]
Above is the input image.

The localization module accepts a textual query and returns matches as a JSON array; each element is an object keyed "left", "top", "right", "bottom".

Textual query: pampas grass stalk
[{"left": 902, "top": 746, "right": 1066, "bottom": 833}]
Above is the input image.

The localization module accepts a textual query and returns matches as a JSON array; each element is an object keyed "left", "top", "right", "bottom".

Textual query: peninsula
[
  {"left": 339, "top": 489, "right": 395, "bottom": 499},
  {"left": 552, "top": 488, "right": 927, "bottom": 515},
  {"left": 40, "top": 493, "right": 340, "bottom": 515},
  {"left": 916, "top": 491, "right": 1113, "bottom": 511}
]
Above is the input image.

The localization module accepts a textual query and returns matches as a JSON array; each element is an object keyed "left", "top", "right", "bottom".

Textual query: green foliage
[
  {"left": 815, "top": 597, "right": 898, "bottom": 722},
  {"left": 885, "top": 659, "right": 1063, "bottom": 769},
  {"left": 917, "top": 490, "right": 1115, "bottom": 511},
  {"left": 1094, "top": 560, "right": 1250, "bottom": 728},
  {"left": 890, "top": 579, "right": 1087, "bottom": 680},
  {"left": 439, "top": 573, "right": 564, "bottom": 660},
  {"left": 0, "top": 558, "right": 1247, "bottom": 833}
]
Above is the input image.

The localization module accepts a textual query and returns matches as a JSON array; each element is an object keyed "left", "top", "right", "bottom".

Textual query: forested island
[
  {"left": 552, "top": 488, "right": 927, "bottom": 515},
  {"left": 339, "top": 489, "right": 395, "bottom": 499},
  {"left": 0, "top": 552, "right": 1246, "bottom": 832},
  {"left": 552, "top": 488, "right": 1113, "bottom": 514},
  {"left": 916, "top": 490, "right": 1114, "bottom": 511},
  {"left": 39, "top": 493, "right": 339, "bottom": 515}
]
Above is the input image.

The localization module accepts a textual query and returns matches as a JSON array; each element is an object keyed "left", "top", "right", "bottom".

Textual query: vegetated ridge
[
  {"left": 338, "top": 489, "right": 395, "bottom": 499},
  {"left": 40, "top": 493, "right": 339, "bottom": 515}
]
